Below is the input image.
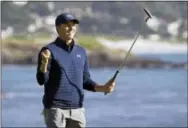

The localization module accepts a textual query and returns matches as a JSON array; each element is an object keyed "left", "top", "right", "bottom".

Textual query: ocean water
[
  {"left": 136, "top": 53, "right": 187, "bottom": 63},
  {"left": 1, "top": 54, "right": 187, "bottom": 127}
]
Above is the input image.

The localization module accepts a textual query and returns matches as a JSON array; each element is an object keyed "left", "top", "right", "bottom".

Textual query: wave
[
  {"left": 97, "top": 37, "right": 187, "bottom": 54},
  {"left": 2, "top": 92, "right": 42, "bottom": 99}
]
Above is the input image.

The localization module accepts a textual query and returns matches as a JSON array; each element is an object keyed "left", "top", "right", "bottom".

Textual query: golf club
[{"left": 105, "top": 8, "right": 152, "bottom": 95}]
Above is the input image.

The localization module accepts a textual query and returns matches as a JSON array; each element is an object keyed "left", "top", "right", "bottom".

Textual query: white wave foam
[
  {"left": 2, "top": 92, "right": 42, "bottom": 99},
  {"left": 97, "top": 37, "right": 187, "bottom": 54}
]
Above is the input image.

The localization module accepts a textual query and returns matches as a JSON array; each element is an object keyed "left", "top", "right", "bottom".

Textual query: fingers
[
  {"left": 106, "top": 82, "right": 115, "bottom": 93},
  {"left": 108, "top": 85, "right": 114, "bottom": 92},
  {"left": 41, "top": 49, "right": 51, "bottom": 59},
  {"left": 107, "top": 81, "right": 115, "bottom": 87},
  {"left": 43, "top": 49, "right": 51, "bottom": 56},
  {"left": 111, "top": 81, "right": 115, "bottom": 86},
  {"left": 40, "top": 49, "right": 51, "bottom": 65},
  {"left": 104, "top": 78, "right": 115, "bottom": 94}
]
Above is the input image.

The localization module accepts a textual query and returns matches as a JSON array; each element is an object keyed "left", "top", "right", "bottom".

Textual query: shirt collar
[{"left": 54, "top": 37, "right": 74, "bottom": 52}]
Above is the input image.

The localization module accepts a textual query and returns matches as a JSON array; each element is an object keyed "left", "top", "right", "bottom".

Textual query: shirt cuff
[{"left": 83, "top": 79, "right": 97, "bottom": 92}]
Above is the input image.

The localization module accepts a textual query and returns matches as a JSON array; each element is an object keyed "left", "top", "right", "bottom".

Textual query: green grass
[
  {"left": 2, "top": 32, "right": 51, "bottom": 44},
  {"left": 76, "top": 34, "right": 104, "bottom": 50},
  {"left": 100, "top": 34, "right": 126, "bottom": 41},
  {"left": 3, "top": 33, "right": 105, "bottom": 50}
]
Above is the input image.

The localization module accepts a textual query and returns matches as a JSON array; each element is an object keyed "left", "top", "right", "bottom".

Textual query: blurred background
[{"left": 1, "top": 1, "right": 187, "bottom": 127}]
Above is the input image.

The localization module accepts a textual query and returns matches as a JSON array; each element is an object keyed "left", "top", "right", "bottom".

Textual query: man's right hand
[
  {"left": 41, "top": 49, "right": 51, "bottom": 63},
  {"left": 40, "top": 49, "right": 51, "bottom": 73}
]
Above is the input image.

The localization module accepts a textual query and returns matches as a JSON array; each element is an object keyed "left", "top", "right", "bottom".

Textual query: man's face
[{"left": 56, "top": 21, "right": 77, "bottom": 40}]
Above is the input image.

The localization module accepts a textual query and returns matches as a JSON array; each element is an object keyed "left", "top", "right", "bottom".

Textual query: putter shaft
[{"left": 104, "top": 8, "right": 152, "bottom": 95}]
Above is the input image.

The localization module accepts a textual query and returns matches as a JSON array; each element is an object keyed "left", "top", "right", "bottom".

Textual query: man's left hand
[
  {"left": 103, "top": 79, "right": 115, "bottom": 94},
  {"left": 94, "top": 80, "right": 115, "bottom": 93}
]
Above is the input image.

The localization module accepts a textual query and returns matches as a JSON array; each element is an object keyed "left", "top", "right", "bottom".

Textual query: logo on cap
[{"left": 66, "top": 14, "right": 73, "bottom": 19}]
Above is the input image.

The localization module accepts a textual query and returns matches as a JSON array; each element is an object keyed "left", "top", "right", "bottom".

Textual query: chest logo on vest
[{"left": 76, "top": 54, "right": 81, "bottom": 58}]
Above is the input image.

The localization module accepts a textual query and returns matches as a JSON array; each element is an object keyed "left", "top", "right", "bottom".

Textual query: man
[{"left": 36, "top": 13, "right": 115, "bottom": 128}]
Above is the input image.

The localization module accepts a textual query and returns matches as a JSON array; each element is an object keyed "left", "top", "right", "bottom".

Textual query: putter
[{"left": 105, "top": 8, "right": 152, "bottom": 95}]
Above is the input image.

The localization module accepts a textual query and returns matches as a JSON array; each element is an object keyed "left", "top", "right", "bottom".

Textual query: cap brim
[{"left": 72, "top": 19, "right": 79, "bottom": 24}]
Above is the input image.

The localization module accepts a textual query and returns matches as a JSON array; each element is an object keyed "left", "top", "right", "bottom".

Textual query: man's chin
[{"left": 68, "top": 35, "right": 74, "bottom": 39}]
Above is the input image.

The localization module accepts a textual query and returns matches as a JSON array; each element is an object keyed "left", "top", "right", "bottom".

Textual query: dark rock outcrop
[{"left": 2, "top": 43, "right": 187, "bottom": 69}]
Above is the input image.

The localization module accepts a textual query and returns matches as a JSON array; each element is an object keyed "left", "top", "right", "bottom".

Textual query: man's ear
[{"left": 56, "top": 26, "right": 59, "bottom": 34}]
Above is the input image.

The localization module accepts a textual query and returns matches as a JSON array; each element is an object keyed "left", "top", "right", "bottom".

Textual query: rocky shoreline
[
  {"left": 88, "top": 52, "right": 187, "bottom": 69},
  {"left": 2, "top": 49, "right": 187, "bottom": 70},
  {"left": 2, "top": 41, "right": 187, "bottom": 69}
]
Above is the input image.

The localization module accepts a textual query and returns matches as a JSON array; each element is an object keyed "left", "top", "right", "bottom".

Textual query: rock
[{"left": 2, "top": 43, "right": 187, "bottom": 69}]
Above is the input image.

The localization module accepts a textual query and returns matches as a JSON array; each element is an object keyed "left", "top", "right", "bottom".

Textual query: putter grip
[
  {"left": 104, "top": 70, "right": 119, "bottom": 95},
  {"left": 111, "top": 70, "right": 119, "bottom": 81}
]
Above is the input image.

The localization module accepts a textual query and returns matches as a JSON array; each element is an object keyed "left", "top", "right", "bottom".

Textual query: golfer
[{"left": 36, "top": 13, "right": 115, "bottom": 128}]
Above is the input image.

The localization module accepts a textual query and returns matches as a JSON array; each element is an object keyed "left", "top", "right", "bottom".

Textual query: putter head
[
  {"left": 144, "top": 8, "right": 152, "bottom": 18},
  {"left": 143, "top": 8, "right": 152, "bottom": 22}
]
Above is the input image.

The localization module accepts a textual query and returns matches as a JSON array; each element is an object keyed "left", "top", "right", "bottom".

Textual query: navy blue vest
[{"left": 43, "top": 41, "right": 87, "bottom": 109}]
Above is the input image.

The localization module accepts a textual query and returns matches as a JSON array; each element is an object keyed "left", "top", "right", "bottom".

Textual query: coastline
[
  {"left": 2, "top": 50, "right": 187, "bottom": 69},
  {"left": 2, "top": 37, "right": 187, "bottom": 69}
]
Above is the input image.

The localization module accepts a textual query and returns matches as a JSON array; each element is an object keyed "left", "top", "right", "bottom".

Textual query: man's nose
[{"left": 68, "top": 25, "right": 73, "bottom": 31}]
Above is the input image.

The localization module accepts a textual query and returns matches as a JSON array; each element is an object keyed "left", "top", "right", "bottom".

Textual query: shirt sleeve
[
  {"left": 36, "top": 47, "right": 51, "bottom": 85},
  {"left": 83, "top": 53, "right": 97, "bottom": 92}
]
